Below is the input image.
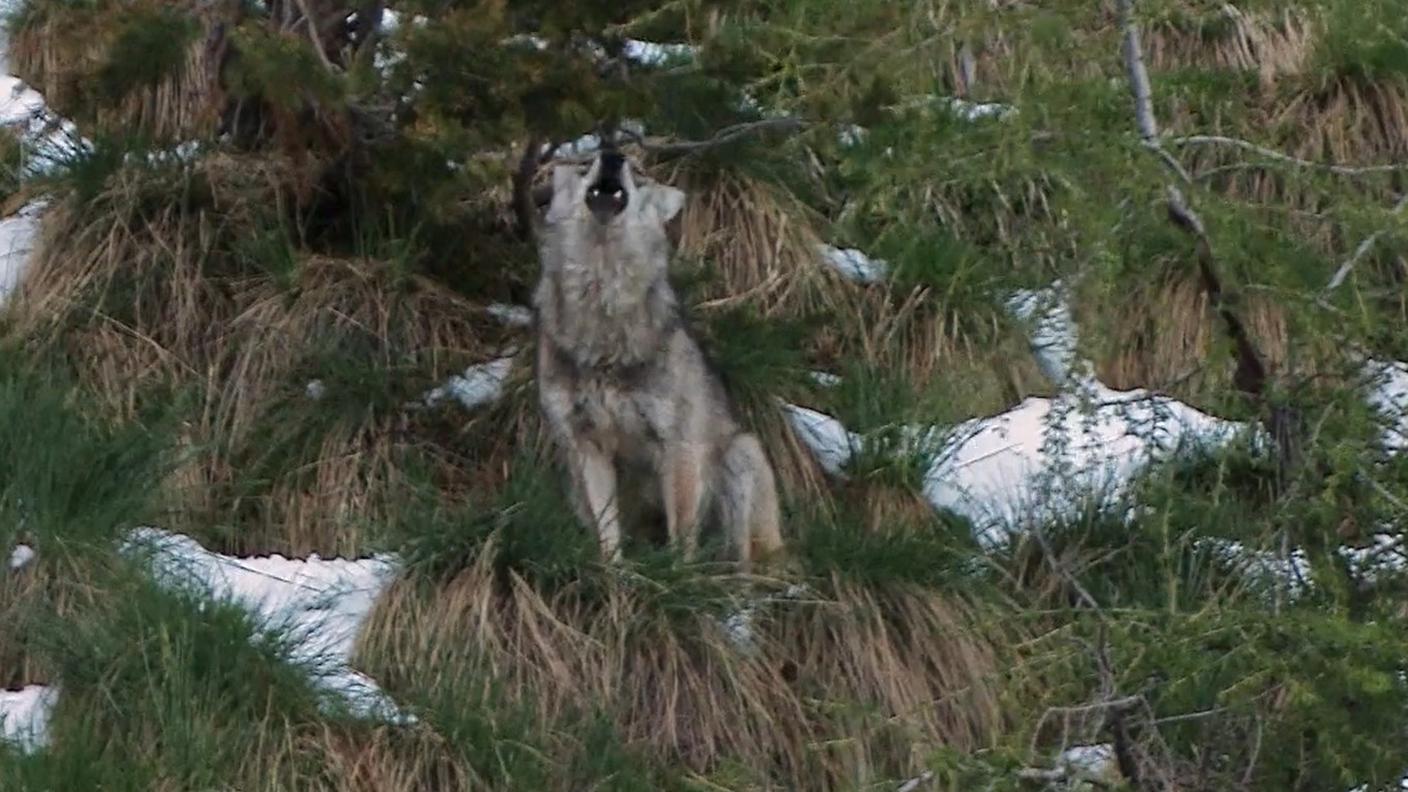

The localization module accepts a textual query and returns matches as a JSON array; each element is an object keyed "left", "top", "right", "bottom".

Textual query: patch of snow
[
  {"left": 896, "top": 771, "right": 935, "bottom": 792},
  {"left": 486, "top": 302, "right": 533, "bottom": 328},
  {"left": 0, "top": 685, "right": 56, "bottom": 754},
  {"left": 119, "top": 527, "right": 411, "bottom": 724},
  {"left": 838, "top": 124, "right": 868, "bottom": 147},
  {"left": 785, "top": 282, "right": 1253, "bottom": 549},
  {"left": 809, "top": 370, "right": 842, "bottom": 388},
  {"left": 782, "top": 403, "right": 863, "bottom": 476},
  {"left": 1364, "top": 358, "right": 1408, "bottom": 452},
  {"left": 1338, "top": 532, "right": 1407, "bottom": 583},
  {"left": 0, "top": 199, "right": 42, "bottom": 308},
  {"left": 818, "top": 244, "right": 888, "bottom": 284},
  {"left": 924, "top": 386, "right": 1250, "bottom": 549},
  {"left": 1196, "top": 537, "right": 1312, "bottom": 600},
  {"left": 419, "top": 354, "right": 516, "bottom": 411},
  {"left": 549, "top": 120, "right": 647, "bottom": 159},
  {"left": 7, "top": 542, "right": 34, "bottom": 571},
  {"left": 622, "top": 39, "right": 696, "bottom": 66},
  {"left": 940, "top": 97, "right": 1015, "bottom": 121},
  {"left": 304, "top": 379, "right": 326, "bottom": 401},
  {"left": 1059, "top": 743, "right": 1119, "bottom": 783},
  {"left": 1006, "top": 281, "right": 1096, "bottom": 388}
]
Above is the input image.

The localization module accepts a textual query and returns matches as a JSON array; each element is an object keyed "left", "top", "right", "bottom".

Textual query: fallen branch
[{"left": 1171, "top": 135, "right": 1407, "bottom": 177}]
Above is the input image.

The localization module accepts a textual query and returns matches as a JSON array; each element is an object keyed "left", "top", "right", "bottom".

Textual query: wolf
[{"left": 531, "top": 147, "right": 784, "bottom": 568}]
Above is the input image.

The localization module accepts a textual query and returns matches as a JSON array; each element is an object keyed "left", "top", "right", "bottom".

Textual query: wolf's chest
[{"left": 568, "top": 376, "right": 674, "bottom": 462}]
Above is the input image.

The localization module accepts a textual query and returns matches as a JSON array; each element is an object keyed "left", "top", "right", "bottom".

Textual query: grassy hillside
[{"left": 1, "top": 0, "right": 1407, "bottom": 789}]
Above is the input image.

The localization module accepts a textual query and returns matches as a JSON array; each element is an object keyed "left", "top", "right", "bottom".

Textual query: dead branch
[
  {"left": 642, "top": 116, "right": 809, "bottom": 158},
  {"left": 1171, "top": 135, "right": 1408, "bottom": 177},
  {"left": 293, "top": 0, "right": 340, "bottom": 71},
  {"left": 1164, "top": 186, "right": 1269, "bottom": 401},
  {"left": 1323, "top": 192, "right": 1408, "bottom": 294}
]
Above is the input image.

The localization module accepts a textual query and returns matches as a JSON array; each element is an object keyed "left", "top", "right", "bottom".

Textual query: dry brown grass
[
  {"left": 1141, "top": 5, "right": 1315, "bottom": 84},
  {"left": 4, "top": 156, "right": 504, "bottom": 555},
  {"left": 10, "top": 0, "right": 222, "bottom": 141},
  {"left": 356, "top": 555, "right": 1020, "bottom": 789}
]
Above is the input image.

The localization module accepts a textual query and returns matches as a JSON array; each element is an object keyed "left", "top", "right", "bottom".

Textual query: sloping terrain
[{"left": 1, "top": 1, "right": 1408, "bottom": 790}]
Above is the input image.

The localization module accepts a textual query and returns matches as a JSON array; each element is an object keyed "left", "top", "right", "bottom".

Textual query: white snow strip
[
  {"left": 818, "top": 244, "right": 888, "bottom": 284},
  {"left": 940, "top": 96, "right": 1015, "bottom": 121},
  {"left": 1006, "top": 281, "right": 1096, "bottom": 388},
  {"left": 808, "top": 370, "right": 842, "bottom": 388},
  {"left": 1338, "top": 532, "right": 1407, "bottom": 582},
  {"left": 420, "top": 354, "right": 516, "bottom": 411},
  {"left": 0, "top": 199, "right": 43, "bottom": 309},
  {"left": 1059, "top": 743, "right": 1119, "bottom": 783},
  {"left": 304, "top": 379, "right": 326, "bottom": 401},
  {"left": 622, "top": 39, "right": 696, "bottom": 66},
  {"left": 1364, "top": 358, "right": 1408, "bottom": 452},
  {"left": 485, "top": 302, "right": 533, "bottom": 328},
  {"left": 0, "top": 685, "right": 56, "bottom": 754},
  {"left": 119, "top": 527, "right": 410, "bottom": 724},
  {"left": 782, "top": 403, "right": 863, "bottom": 477},
  {"left": 7, "top": 542, "right": 34, "bottom": 571}
]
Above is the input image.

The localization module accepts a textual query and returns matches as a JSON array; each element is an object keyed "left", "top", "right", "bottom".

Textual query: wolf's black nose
[{"left": 586, "top": 152, "right": 629, "bottom": 221}]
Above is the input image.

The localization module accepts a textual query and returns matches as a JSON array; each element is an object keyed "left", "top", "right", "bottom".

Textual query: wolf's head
[{"left": 542, "top": 148, "right": 686, "bottom": 234}]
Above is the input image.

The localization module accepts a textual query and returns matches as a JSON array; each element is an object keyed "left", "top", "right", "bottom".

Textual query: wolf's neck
[{"left": 541, "top": 252, "right": 680, "bottom": 371}]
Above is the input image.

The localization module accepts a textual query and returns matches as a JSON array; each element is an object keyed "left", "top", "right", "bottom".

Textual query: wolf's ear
[{"left": 643, "top": 183, "right": 686, "bottom": 224}]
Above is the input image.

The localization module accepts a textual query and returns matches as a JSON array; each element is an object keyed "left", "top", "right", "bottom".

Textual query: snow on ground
[
  {"left": 782, "top": 403, "right": 863, "bottom": 477},
  {"left": 417, "top": 353, "right": 517, "bottom": 411},
  {"left": 924, "top": 385, "right": 1248, "bottom": 549},
  {"left": 1364, "top": 358, "right": 1408, "bottom": 452},
  {"left": 0, "top": 199, "right": 42, "bottom": 308},
  {"left": 622, "top": 39, "right": 696, "bottom": 66},
  {"left": 818, "top": 244, "right": 888, "bottom": 284},
  {"left": 785, "top": 280, "right": 1254, "bottom": 549},
  {"left": 486, "top": 302, "right": 533, "bottom": 327},
  {"left": 7, "top": 542, "right": 33, "bottom": 571},
  {"left": 0, "top": 685, "right": 56, "bottom": 754},
  {"left": 119, "top": 528, "right": 411, "bottom": 724}
]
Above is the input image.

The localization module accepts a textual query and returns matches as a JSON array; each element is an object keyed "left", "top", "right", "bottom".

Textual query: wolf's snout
[{"left": 585, "top": 151, "right": 629, "bottom": 222}]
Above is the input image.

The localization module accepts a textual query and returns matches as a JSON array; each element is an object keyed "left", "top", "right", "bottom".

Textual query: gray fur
[{"left": 532, "top": 152, "right": 783, "bottom": 567}]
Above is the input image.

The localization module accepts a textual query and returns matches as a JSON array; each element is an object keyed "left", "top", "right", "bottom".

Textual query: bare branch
[
  {"left": 1118, "top": 0, "right": 1158, "bottom": 143},
  {"left": 1171, "top": 135, "right": 1408, "bottom": 177},
  {"left": 645, "top": 116, "right": 809, "bottom": 158},
  {"left": 1323, "top": 193, "right": 1408, "bottom": 294},
  {"left": 293, "top": 0, "right": 340, "bottom": 72}
]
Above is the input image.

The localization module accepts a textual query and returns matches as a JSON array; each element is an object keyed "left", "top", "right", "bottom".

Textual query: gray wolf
[{"left": 531, "top": 147, "right": 783, "bottom": 567}]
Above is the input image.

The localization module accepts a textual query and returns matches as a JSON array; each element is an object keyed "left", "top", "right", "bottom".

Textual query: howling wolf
[{"left": 531, "top": 147, "right": 783, "bottom": 567}]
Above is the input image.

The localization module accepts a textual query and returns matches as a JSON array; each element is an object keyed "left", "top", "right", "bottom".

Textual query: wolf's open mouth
[{"left": 586, "top": 151, "right": 629, "bottom": 221}]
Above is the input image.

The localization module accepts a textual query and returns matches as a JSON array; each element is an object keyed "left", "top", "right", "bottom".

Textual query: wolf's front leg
[
  {"left": 569, "top": 441, "right": 624, "bottom": 562},
  {"left": 662, "top": 443, "right": 708, "bottom": 562}
]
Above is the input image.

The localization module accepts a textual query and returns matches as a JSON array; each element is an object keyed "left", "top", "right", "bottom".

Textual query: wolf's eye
[
  {"left": 611, "top": 189, "right": 624, "bottom": 201},
  {"left": 588, "top": 186, "right": 601, "bottom": 198}
]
